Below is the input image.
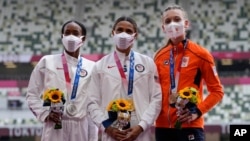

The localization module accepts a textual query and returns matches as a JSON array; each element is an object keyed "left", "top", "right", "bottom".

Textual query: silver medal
[{"left": 66, "top": 104, "right": 77, "bottom": 116}]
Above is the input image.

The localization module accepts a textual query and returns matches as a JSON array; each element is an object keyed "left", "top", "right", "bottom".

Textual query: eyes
[
  {"left": 164, "top": 16, "right": 182, "bottom": 24},
  {"left": 64, "top": 30, "right": 81, "bottom": 36},
  {"left": 115, "top": 27, "right": 134, "bottom": 35}
]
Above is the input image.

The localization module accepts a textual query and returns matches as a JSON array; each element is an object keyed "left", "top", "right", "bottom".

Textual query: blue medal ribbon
[
  {"left": 170, "top": 39, "right": 188, "bottom": 92},
  {"left": 71, "top": 58, "right": 82, "bottom": 100},
  {"left": 128, "top": 51, "right": 134, "bottom": 95},
  {"left": 170, "top": 49, "right": 175, "bottom": 90},
  {"left": 62, "top": 54, "right": 82, "bottom": 101},
  {"left": 114, "top": 51, "right": 135, "bottom": 96}
]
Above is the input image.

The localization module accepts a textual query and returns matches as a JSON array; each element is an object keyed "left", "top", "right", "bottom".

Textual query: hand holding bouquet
[
  {"left": 105, "top": 98, "right": 134, "bottom": 131},
  {"left": 43, "top": 88, "right": 66, "bottom": 129},
  {"left": 174, "top": 87, "right": 200, "bottom": 129}
]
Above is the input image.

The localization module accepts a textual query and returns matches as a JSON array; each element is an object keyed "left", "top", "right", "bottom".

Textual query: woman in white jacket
[
  {"left": 88, "top": 16, "right": 162, "bottom": 141},
  {"left": 26, "top": 20, "right": 98, "bottom": 141}
]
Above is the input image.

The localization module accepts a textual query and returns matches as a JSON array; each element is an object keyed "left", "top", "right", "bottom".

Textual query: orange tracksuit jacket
[{"left": 154, "top": 40, "right": 224, "bottom": 128}]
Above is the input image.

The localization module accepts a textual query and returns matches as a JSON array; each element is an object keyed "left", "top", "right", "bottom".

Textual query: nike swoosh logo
[
  {"left": 107, "top": 66, "right": 116, "bottom": 69},
  {"left": 56, "top": 67, "right": 64, "bottom": 70}
]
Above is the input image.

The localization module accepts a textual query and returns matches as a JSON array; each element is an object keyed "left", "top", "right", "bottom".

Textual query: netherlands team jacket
[{"left": 154, "top": 40, "right": 224, "bottom": 128}]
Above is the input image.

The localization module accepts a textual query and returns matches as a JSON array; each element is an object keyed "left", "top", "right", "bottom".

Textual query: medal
[
  {"left": 66, "top": 103, "right": 77, "bottom": 116},
  {"left": 169, "top": 93, "right": 178, "bottom": 104}
]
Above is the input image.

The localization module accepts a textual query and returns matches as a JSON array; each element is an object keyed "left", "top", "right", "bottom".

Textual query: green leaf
[{"left": 174, "top": 120, "right": 182, "bottom": 129}]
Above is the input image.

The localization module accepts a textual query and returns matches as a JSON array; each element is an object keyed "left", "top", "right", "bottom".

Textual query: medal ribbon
[
  {"left": 62, "top": 53, "right": 82, "bottom": 101},
  {"left": 170, "top": 39, "right": 188, "bottom": 94},
  {"left": 114, "top": 51, "right": 135, "bottom": 96}
]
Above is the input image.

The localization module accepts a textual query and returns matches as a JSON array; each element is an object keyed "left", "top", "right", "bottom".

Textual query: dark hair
[
  {"left": 112, "top": 16, "right": 138, "bottom": 33},
  {"left": 61, "top": 20, "right": 87, "bottom": 36}
]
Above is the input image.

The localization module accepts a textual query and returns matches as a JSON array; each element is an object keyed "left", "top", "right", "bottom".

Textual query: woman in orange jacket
[{"left": 154, "top": 4, "right": 224, "bottom": 141}]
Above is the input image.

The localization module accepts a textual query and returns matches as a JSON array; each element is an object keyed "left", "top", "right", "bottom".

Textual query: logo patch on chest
[
  {"left": 80, "top": 69, "right": 88, "bottom": 77},
  {"left": 135, "top": 64, "right": 145, "bottom": 72},
  {"left": 181, "top": 56, "right": 189, "bottom": 67},
  {"left": 164, "top": 60, "right": 169, "bottom": 65}
]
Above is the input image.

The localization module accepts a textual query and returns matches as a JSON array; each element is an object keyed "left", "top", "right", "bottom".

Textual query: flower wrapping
[
  {"left": 173, "top": 87, "right": 200, "bottom": 129},
  {"left": 42, "top": 88, "right": 66, "bottom": 129},
  {"left": 103, "top": 98, "right": 133, "bottom": 130}
]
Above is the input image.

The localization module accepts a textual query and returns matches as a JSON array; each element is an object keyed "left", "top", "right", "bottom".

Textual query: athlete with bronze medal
[{"left": 169, "top": 39, "right": 188, "bottom": 106}]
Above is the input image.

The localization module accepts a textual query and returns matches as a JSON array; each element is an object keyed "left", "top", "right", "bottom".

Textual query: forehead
[
  {"left": 115, "top": 21, "right": 135, "bottom": 31},
  {"left": 64, "top": 22, "right": 81, "bottom": 32},
  {"left": 162, "top": 9, "right": 184, "bottom": 20}
]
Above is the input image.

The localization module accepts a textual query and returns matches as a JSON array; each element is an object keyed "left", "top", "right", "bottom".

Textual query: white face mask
[
  {"left": 164, "top": 21, "right": 185, "bottom": 39},
  {"left": 62, "top": 35, "right": 84, "bottom": 52},
  {"left": 113, "top": 32, "right": 135, "bottom": 50}
]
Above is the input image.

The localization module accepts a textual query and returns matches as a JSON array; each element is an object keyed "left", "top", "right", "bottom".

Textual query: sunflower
[
  {"left": 116, "top": 99, "right": 131, "bottom": 111},
  {"left": 179, "top": 87, "right": 192, "bottom": 99},
  {"left": 48, "top": 89, "right": 63, "bottom": 103}
]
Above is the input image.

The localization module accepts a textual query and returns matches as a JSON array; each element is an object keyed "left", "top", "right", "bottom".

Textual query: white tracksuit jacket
[
  {"left": 26, "top": 51, "right": 98, "bottom": 141},
  {"left": 88, "top": 50, "right": 162, "bottom": 141}
]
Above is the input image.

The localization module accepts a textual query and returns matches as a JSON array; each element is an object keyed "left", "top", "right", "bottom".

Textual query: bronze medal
[{"left": 169, "top": 93, "right": 178, "bottom": 104}]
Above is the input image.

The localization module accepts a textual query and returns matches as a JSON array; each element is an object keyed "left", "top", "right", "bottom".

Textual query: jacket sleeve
[
  {"left": 197, "top": 52, "right": 224, "bottom": 114},
  {"left": 26, "top": 58, "right": 50, "bottom": 122},
  {"left": 87, "top": 114, "right": 99, "bottom": 141},
  {"left": 138, "top": 59, "right": 162, "bottom": 131},
  {"left": 87, "top": 64, "right": 107, "bottom": 127}
]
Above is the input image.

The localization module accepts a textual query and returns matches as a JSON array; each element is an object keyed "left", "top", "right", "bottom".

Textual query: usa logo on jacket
[
  {"left": 135, "top": 64, "right": 145, "bottom": 72},
  {"left": 80, "top": 69, "right": 88, "bottom": 77}
]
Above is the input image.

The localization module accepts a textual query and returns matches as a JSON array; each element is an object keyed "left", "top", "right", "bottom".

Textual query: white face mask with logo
[
  {"left": 164, "top": 21, "right": 185, "bottom": 39},
  {"left": 62, "top": 35, "right": 84, "bottom": 52},
  {"left": 113, "top": 32, "right": 135, "bottom": 50}
]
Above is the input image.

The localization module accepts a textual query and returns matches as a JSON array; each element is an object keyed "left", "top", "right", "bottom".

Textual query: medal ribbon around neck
[
  {"left": 61, "top": 53, "right": 82, "bottom": 101},
  {"left": 170, "top": 39, "right": 188, "bottom": 94},
  {"left": 114, "top": 51, "right": 135, "bottom": 96}
]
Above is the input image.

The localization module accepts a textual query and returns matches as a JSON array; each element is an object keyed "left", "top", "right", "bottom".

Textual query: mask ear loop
[
  {"left": 80, "top": 36, "right": 85, "bottom": 40},
  {"left": 131, "top": 33, "right": 135, "bottom": 37},
  {"left": 78, "top": 36, "right": 85, "bottom": 47},
  {"left": 80, "top": 36, "right": 85, "bottom": 43},
  {"left": 111, "top": 31, "right": 116, "bottom": 37}
]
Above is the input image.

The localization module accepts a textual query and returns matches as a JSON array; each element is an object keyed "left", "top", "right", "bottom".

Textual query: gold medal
[{"left": 66, "top": 103, "right": 77, "bottom": 116}]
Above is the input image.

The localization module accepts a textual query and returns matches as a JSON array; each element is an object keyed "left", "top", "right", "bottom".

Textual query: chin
[
  {"left": 117, "top": 47, "right": 130, "bottom": 51},
  {"left": 171, "top": 36, "right": 184, "bottom": 41}
]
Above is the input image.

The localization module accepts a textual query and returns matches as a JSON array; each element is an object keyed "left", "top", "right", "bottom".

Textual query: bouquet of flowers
[
  {"left": 106, "top": 98, "right": 134, "bottom": 130},
  {"left": 43, "top": 88, "right": 66, "bottom": 129},
  {"left": 174, "top": 87, "right": 200, "bottom": 129}
]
